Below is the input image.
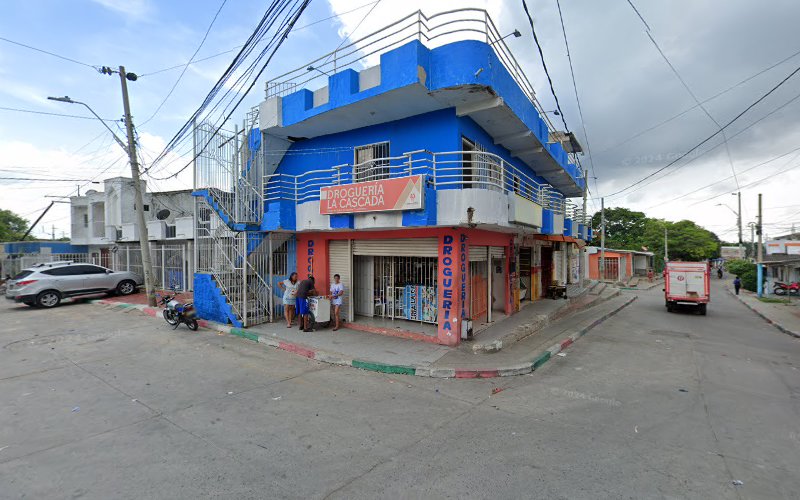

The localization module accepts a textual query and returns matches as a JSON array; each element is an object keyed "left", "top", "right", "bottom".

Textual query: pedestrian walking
[
  {"left": 717, "top": 267, "right": 723, "bottom": 279},
  {"left": 295, "top": 276, "right": 316, "bottom": 332},
  {"left": 330, "top": 274, "right": 344, "bottom": 331},
  {"left": 278, "top": 272, "right": 299, "bottom": 328},
  {"left": 733, "top": 276, "right": 742, "bottom": 295}
]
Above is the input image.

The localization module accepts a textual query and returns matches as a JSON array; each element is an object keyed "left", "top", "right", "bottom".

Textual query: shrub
[{"left": 726, "top": 259, "right": 757, "bottom": 292}]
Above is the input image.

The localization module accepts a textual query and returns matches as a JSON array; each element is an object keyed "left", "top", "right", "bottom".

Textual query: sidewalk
[
  {"left": 728, "top": 287, "right": 800, "bottom": 339},
  {"left": 90, "top": 290, "right": 637, "bottom": 378}
]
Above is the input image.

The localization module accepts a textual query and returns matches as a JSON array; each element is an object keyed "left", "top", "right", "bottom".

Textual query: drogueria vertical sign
[{"left": 319, "top": 175, "right": 424, "bottom": 214}]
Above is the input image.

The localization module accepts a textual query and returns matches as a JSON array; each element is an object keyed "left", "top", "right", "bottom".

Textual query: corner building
[{"left": 192, "top": 10, "right": 591, "bottom": 346}]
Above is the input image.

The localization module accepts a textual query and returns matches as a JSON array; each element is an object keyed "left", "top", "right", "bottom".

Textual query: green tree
[
  {"left": 590, "top": 207, "right": 648, "bottom": 249},
  {"left": 0, "top": 209, "right": 29, "bottom": 242}
]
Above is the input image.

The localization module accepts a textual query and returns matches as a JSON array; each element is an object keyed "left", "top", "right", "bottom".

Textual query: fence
[
  {"left": 2, "top": 253, "right": 92, "bottom": 279},
  {"left": 113, "top": 243, "right": 193, "bottom": 291},
  {"left": 264, "top": 149, "right": 582, "bottom": 219}
]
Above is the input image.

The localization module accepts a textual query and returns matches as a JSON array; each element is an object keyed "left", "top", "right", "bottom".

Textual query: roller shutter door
[
  {"left": 352, "top": 238, "right": 438, "bottom": 257},
  {"left": 328, "top": 240, "right": 353, "bottom": 322},
  {"left": 490, "top": 246, "right": 506, "bottom": 259},
  {"left": 470, "top": 246, "right": 488, "bottom": 262}
]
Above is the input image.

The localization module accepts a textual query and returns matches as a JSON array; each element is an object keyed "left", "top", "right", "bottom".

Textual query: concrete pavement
[
  {"left": 727, "top": 286, "right": 800, "bottom": 338},
  {"left": 1, "top": 278, "right": 799, "bottom": 499}
]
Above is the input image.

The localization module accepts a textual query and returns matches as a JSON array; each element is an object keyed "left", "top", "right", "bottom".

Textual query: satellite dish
[{"left": 156, "top": 209, "right": 171, "bottom": 220}]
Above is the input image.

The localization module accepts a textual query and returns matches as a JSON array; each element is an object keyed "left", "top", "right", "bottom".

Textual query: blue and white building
[{"left": 193, "top": 9, "right": 590, "bottom": 346}]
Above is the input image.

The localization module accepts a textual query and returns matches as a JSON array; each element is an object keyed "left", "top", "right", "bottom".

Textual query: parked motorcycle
[
  {"left": 773, "top": 281, "right": 800, "bottom": 296},
  {"left": 157, "top": 289, "right": 199, "bottom": 330}
]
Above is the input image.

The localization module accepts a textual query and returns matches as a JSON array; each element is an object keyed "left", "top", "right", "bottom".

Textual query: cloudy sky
[{"left": 1, "top": 0, "right": 799, "bottom": 242}]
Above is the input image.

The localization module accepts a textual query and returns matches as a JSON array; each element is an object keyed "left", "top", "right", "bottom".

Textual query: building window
[
  {"left": 144, "top": 204, "right": 150, "bottom": 212},
  {"left": 462, "top": 137, "right": 502, "bottom": 192},
  {"left": 83, "top": 214, "right": 89, "bottom": 228},
  {"left": 353, "top": 142, "right": 390, "bottom": 183},
  {"left": 166, "top": 225, "right": 176, "bottom": 238}
]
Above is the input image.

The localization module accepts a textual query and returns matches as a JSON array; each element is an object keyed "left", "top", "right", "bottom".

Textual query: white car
[{"left": 5, "top": 261, "right": 142, "bottom": 308}]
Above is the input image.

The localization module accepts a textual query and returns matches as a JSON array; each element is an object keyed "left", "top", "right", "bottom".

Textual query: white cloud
[{"left": 92, "top": 0, "right": 154, "bottom": 21}]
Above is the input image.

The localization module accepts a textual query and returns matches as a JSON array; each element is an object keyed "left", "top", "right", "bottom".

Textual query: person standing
[
  {"left": 295, "top": 275, "right": 316, "bottom": 332},
  {"left": 330, "top": 274, "right": 344, "bottom": 331},
  {"left": 733, "top": 276, "right": 742, "bottom": 295},
  {"left": 278, "top": 272, "right": 299, "bottom": 328}
]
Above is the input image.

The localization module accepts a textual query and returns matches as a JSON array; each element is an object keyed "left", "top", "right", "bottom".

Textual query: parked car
[{"left": 4, "top": 261, "right": 142, "bottom": 308}]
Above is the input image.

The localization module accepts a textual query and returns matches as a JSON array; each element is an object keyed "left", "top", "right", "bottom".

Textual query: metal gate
[
  {"left": 113, "top": 243, "right": 191, "bottom": 291},
  {"left": 602, "top": 257, "right": 619, "bottom": 281}
]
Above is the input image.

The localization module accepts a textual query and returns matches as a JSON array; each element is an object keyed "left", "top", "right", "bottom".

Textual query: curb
[
  {"left": 90, "top": 294, "right": 638, "bottom": 378},
  {"left": 727, "top": 290, "right": 800, "bottom": 339}
]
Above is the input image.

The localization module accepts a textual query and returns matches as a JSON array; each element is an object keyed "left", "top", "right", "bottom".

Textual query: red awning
[{"left": 532, "top": 234, "right": 586, "bottom": 248}]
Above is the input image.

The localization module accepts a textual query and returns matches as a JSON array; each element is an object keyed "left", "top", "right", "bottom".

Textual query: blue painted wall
[
  {"left": 193, "top": 273, "right": 242, "bottom": 327},
  {"left": 278, "top": 38, "right": 583, "bottom": 192},
  {"left": 4, "top": 241, "right": 89, "bottom": 254}
]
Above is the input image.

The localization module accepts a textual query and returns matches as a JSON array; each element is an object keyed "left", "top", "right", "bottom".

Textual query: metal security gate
[
  {"left": 602, "top": 257, "right": 619, "bottom": 281},
  {"left": 114, "top": 243, "right": 192, "bottom": 291},
  {"left": 351, "top": 238, "right": 439, "bottom": 326},
  {"left": 328, "top": 240, "right": 352, "bottom": 322}
]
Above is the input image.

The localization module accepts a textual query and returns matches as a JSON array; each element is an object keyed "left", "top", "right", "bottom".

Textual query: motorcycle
[
  {"left": 157, "top": 289, "right": 199, "bottom": 330},
  {"left": 773, "top": 281, "right": 800, "bottom": 296}
]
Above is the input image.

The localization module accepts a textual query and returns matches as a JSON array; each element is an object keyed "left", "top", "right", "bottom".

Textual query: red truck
[{"left": 664, "top": 261, "right": 710, "bottom": 315}]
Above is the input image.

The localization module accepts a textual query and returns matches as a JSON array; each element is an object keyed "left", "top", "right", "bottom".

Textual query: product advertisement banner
[{"left": 319, "top": 175, "right": 424, "bottom": 215}]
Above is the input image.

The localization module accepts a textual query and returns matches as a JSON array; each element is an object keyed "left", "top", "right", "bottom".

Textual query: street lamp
[
  {"left": 47, "top": 96, "right": 128, "bottom": 154},
  {"left": 491, "top": 29, "right": 522, "bottom": 45},
  {"left": 306, "top": 65, "right": 330, "bottom": 77}
]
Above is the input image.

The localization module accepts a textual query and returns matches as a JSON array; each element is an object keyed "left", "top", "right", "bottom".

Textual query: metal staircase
[{"left": 194, "top": 114, "right": 278, "bottom": 327}]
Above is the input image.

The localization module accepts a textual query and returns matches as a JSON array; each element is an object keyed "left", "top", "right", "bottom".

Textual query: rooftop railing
[
  {"left": 263, "top": 150, "right": 584, "bottom": 219},
  {"left": 264, "top": 8, "right": 559, "bottom": 135}
]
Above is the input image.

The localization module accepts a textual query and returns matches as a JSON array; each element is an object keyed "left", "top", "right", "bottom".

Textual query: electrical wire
[
  {"left": 606, "top": 62, "right": 800, "bottom": 198},
  {"left": 0, "top": 105, "right": 118, "bottom": 121},
  {"left": 521, "top": 0, "right": 570, "bottom": 132},
  {"left": 596, "top": 46, "right": 800, "bottom": 155},
  {"left": 138, "top": 1, "right": 379, "bottom": 78},
  {"left": 0, "top": 35, "right": 98, "bottom": 69},
  {"left": 147, "top": 0, "right": 311, "bottom": 180},
  {"left": 555, "top": 0, "right": 600, "bottom": 200},
  {"left": 319, "top": 0, "right": 381, "bottom": 66},
  {"left": 608, "top": 88, "right": 800, "bottom": 200},
  {"left": 139, "top": 0, "right": 228, "bottom": 127},
  {"left": 1, "top": 176, "right": 99, "bottom": 182}
]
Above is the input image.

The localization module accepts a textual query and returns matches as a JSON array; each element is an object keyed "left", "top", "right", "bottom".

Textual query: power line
[
  {"left": 610, "top": 88, "right": 800, "bottom": 200},
  {"left": 521, "top": 0, "right": 569, "bottom": 132},
  {"left": 0, "top": 35, "right": 98, "bottom": 69},
  {"left": 623, "top": 2, "right": 743, "bottom": 193},
  {"left": 555, "top": 0, "right": 599, "bottom": 198},
  {"left": 0, "top": 105, "right": 118, "bottom": 121},
  {"left": 147, "top": 0, "right": 312, "bottom": 179},
  {"left": 688, "top": 159, "right": 800, "bottom": 207},
  {"left": 0, "top": 176, "right": 98, "bottom": 182},
  {"left": 606, "top": 62, "right": 800, "bottom": 198},
  {"left": 643, "top": 146, "right": 800, "bottom": 211},
  {"left": 138, "top": 1, "right": 379, "bottom": 78},
  {"left": 319, "top": 0, "right": 381, "bottom": 66},
  {"left": 596, "top": 45, "right": 800, "bottom": 155},
  {"left": 139, "top": 0, "right": 228, "bottom": 126}
]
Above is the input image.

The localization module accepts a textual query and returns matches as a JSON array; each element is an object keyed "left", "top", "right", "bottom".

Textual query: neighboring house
[
  {"left": 69, "top": 176, "right": 196, "bottom": 290},
  {"left": 191, "top": 9, "right": 592, "bottom": 346},
  {"left": 763, "top": 237, "right": 800, "bottom": 289},
  {"left": 1, "top": 241, "right": 89, "bottom": 279},
  {"left": 586, "top": 247, "right": 654, "bottom": 283}
]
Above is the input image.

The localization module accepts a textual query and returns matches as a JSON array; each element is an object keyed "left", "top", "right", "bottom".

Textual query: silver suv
[{"left": 5, "top": 261, "right": 142, "bottom": 308}]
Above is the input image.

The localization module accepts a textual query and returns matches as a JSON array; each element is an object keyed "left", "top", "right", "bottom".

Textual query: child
[{"left": 733, "top": 276, "right": 742, "bottom": 295}]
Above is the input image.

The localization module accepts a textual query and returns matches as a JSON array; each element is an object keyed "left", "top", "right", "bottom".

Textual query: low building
[
  {"left": 1, "top": 241, "right": 89, "bottom": 279},
  {"left": 69, "top": 177, "right": 196, "bottom": 290},
  {"left": 586, "top": 247, "right": 654, "bottom": 282}
]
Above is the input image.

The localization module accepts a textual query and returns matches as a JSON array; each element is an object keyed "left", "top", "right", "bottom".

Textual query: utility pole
[
  {"left": 118, "top": 65, "right": 156, "bottom": 306},
  {"left": 664, "top": 226, "right": 669, "bottom": 263},
  {"left": 736, "top": 191, "right": 743, "bottom": 256},
  {"left": 51, "top": 225, "right": 55, "bottom": 240},
  {"left": 757, "top": 193, "right": 763, "bottom": 297},
  {"left": 748, "top": 222, "right": 755, "bottom": 260},
  {"left": 581, "top": 167, "right": 588, "bottom": 285},
  {"left": 600, "top": 197, "right": 606, "bottom": 281}
]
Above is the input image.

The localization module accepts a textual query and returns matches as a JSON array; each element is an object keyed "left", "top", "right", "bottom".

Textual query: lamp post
[
  {"left": 717, "top": 194, "right": 743, "bottom": 257},
  {"left": 48, "top": 70, "right": 157, "bottom": 306},
  {"left": 491, "top": 29, "right": 522, "bottom": 45}
]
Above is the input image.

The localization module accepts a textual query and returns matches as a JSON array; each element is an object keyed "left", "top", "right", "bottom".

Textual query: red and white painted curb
[{"left": 92, "top": 295, "right": 637, "bottom": 378}]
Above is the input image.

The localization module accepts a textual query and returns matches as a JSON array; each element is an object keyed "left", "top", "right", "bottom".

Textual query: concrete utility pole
[
  {"left": 664, "top": 226, "right": 669, "bottom": 263},
  {"left": 581, "top": 167, "right": 588, "bottom": 285},
  {"left": 757, "top": 193, "right": 764, "bottom": 297},
  {"left": 118, "top": 66, "right": 156, "bottom": 306},
  {"left": 600, "top": 197, "right": 606, "bottom": 281},
  {"left": 748, "top": 222, "right": 756, "bottom": 260}
]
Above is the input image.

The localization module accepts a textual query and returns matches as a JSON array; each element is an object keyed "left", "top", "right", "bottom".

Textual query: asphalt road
[{"left": 1, "top": 280, "right": 798, "bottom": 499}]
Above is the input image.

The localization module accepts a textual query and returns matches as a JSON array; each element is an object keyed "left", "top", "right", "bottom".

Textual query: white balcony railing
[
  {"left": 264, "top": 8, "right": 559, "bottom": 136},
  {"left": 263, "top": 150, "right": 584, "bottom": 221}
]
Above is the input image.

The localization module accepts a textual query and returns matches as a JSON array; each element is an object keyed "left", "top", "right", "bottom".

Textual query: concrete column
[{"left": 437, "top": 230, "right": 466, "bottom": 346}]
